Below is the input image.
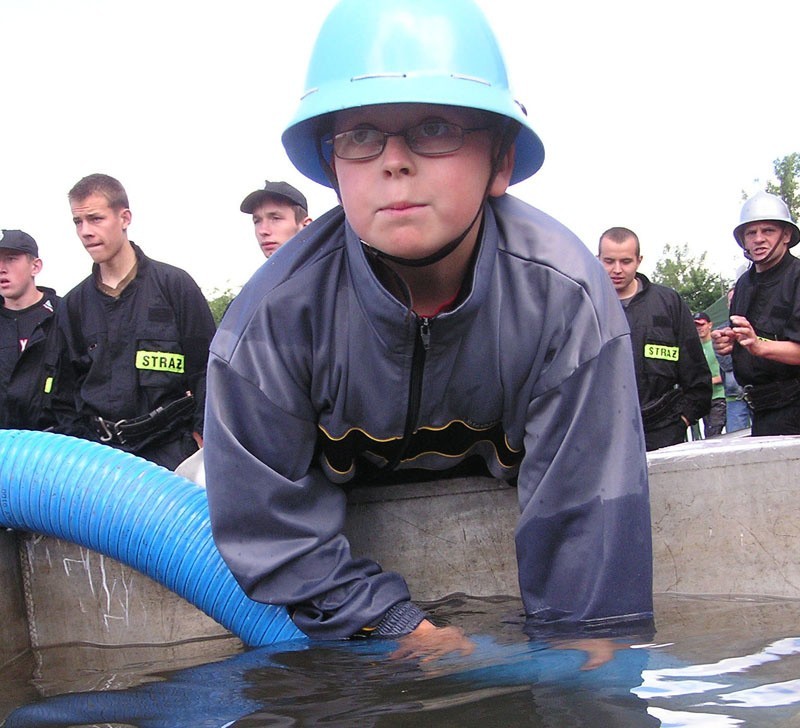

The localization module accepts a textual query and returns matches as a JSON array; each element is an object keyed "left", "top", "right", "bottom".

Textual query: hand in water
[
  {"left": 555, "top": 637, "right": 629, "bottom": 670},
  {"left": 390, "top": 619, "right": 475, "bottom": 664}
]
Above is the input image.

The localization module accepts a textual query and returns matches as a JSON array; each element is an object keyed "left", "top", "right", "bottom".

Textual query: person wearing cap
[
  {"left": 204, "top": 0, "right": 653, "bottom": 655},
  {"left": 0, "top": 229, "right": 60, "bottom": 430},
  {"left": 712, "top": 191, "right": 800, "bottom": 435},
  {"left": 51, "top": 173, "right": 216, "bottom": 470},
  {"left": 598, "top": 227, "right": 711, "bottom": 450},
  {"left": 692, "top": 311, "right": 726, "bottom": 437},
  {"left": 240, "top": 180, "right": 311, "bottom": 258}
]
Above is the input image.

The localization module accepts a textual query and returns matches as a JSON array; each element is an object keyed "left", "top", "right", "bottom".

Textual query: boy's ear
[{"left": 488, "top": 144, "right": 515, "bottom": 198}]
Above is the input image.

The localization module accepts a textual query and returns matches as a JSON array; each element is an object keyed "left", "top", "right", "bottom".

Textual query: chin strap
[{"left": 360, "top": 202, "right": 485, "bottom": 268}]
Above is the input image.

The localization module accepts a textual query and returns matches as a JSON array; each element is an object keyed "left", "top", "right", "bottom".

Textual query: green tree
[
  {"left": 652, "top": 243, "right": 730, "bottom": 313},
  {"left": 765, "top": 152, "right": 800, "bottom": 221},
  {"left": 207, "top": 287, "right": 238, "bottom": 326}
]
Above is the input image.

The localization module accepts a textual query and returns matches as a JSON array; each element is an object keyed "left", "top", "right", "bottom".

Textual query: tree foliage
[
  {"left": 651, "top": 243, "right": 731, "bottom": 313},
  {"left": 207, "top": 287, "right": 238, "bottom": 326},
  {"left": 765, "top": 152, "right": 800, "bottom": 222}
]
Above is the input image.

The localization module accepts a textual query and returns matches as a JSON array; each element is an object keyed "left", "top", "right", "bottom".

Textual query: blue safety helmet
[{"left": 282, "top": 0, "right": 545, "bottom": 188}]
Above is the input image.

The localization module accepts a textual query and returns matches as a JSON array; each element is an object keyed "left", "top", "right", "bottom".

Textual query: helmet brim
[
  {"left": 282, "top": 80, "right": 545, "bottom": 188},
  {"left": 733, "top": 220, "right": 800, "bottom": 249}
]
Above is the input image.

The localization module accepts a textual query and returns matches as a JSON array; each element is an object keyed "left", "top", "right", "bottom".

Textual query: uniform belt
[
  {"left": 90, "top": 393, "right": 195, "bottom": 445},
  {"left": 742, "top": 379, "right": 800, "bottom": 412}
]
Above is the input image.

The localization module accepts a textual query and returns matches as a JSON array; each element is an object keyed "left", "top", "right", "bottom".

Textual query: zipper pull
[{"left": 419, "top": 317, "right": 431, "bottom": 351}]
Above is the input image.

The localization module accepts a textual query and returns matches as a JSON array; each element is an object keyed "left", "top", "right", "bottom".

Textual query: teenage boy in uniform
[
  {"left": 0, "top": 229, "right": 59, "bottom": 430},
  {"left": 53, "top": 174, "right": 216, "bottom": 470},
  {"left": 205, "top": 0, "right": 653, "bottom": 654},
  {"left": 598, "top": 227, "right": 711, "bottom": 450},
  {"left": 713, "top": 191, "right": 800, "bottom": 435},
  {"left": 240, "top": 180, "right": 311, "bottom": 258}
]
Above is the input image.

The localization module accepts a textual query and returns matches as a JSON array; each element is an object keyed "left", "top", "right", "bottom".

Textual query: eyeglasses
[{"left": 326, "top": 122, "right": 491, "bottom": 161}]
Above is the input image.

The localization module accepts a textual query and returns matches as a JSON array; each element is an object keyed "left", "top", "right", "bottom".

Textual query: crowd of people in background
[
  {"left": 3, "top": 0, "right": 800, "bottom": 656},
  {"left": 0, "top": 172, "right": 311, "bottom": 470},
  {"left": 2, "top": 180, "right": 798, "bottom": 467}
]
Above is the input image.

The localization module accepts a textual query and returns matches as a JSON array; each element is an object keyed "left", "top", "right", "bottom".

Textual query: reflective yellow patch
[
  {"left": 644, "top": 344, "right": 679, "bottom": 361},
  {"left": 43, "top": 376, "right": 53, "bottom": 394},
  {"left": 135, "top": 350, "right": 185, "bottom": 373}
]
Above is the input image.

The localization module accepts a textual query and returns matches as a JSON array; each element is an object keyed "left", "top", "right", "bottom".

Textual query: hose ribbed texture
[{"left": 0, "top": 430, "right": 304, "bottom": 647}]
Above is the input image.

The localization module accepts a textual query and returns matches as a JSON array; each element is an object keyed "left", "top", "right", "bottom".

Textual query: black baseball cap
[
  {"left": 240, "top": 181, "right": 308, "bottom": 214},
  {"left": 693, "top": 311, "right": 711, "bottom": 324},
  {"left": 0, "top": 229, "right": 38, "bottom": 257}
]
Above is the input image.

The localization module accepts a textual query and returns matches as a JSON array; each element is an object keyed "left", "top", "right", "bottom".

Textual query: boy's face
[
  {"left": 251, "top": 199, "right": 305, "bottom": 258},
  {"left": 70, "top": 193, "right": 131, "bottom": 266},
  {"left": 598, "top": 235, "right": 641, "bottom": 297},
  {"left": 0, "top": 249, "right": 41, "bottom": 304},
  {"left": 331, "top": 103, "right": 512, "bottom": 262}
]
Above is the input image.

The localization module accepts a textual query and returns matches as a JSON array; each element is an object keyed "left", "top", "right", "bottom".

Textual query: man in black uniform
[
  {"left": 712, "top": 192, "right": 800, "bottom": 436},
  {"left": 599, "top": 227, "right": 711, "bottom": 450},
  {"left": 0, "top": 229, "right": 59, "bottom": 430},
  {"left": 52, "top": 174, "right": 216, "bottom": 470}
]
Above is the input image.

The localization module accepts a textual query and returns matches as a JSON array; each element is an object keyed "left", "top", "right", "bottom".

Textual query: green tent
[{"left": 705, "top": 294, "right": 730, "bottom": 330}]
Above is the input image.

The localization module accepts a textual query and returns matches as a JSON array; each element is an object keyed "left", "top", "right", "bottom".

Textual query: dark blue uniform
[
  {"left": 731, "top": 253, "right": 800, "bottom": 435},
  {"left": 0, "top": 287, "right": 59, "bottom": 430},
  {"left": 52, "top": 244, "right": 215, "bottom": 469},
  {"left": 623, "top": 274, "right": 711, "bottom": 450}
]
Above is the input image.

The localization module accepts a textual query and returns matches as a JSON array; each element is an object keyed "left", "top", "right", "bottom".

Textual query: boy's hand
[
  {"left": 390, "top": 619, "right": 475, "bottom": 664},
  {"left": 555, "top": 637, "right": 628, "bottom": 670}
]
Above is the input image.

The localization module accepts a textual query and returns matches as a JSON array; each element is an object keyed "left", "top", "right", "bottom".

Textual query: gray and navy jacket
[
  {"left": 623, "top": 274, "right": 711, "bottom": 427},
  {"left": 205, "top": 194, "right": 653, "bottom": 640}
]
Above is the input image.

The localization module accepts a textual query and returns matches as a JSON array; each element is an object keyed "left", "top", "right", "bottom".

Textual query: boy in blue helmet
[{"left": 204, "top": 0, "right": 653, "bottom": 653}]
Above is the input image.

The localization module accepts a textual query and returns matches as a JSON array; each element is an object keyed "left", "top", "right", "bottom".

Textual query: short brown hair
[
  {"left": 598, "top": 226, "right": 640, "bottom": 257},
  {"left": 68, "top": 173, "right": 129, "bottom": 211}
]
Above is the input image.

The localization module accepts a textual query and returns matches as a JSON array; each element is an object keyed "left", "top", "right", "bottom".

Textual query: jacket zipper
[{"left": 384, "top": 315, "right": 430, "bottom": 471}]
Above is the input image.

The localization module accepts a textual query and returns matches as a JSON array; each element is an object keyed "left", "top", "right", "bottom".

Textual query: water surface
[{"left": 3, "top": 593, "right": 800, "bottom": 727}]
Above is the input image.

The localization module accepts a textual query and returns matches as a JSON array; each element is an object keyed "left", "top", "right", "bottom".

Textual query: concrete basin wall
[
  {"left": 346, "top": 435, "right": 800, "bottom": 602},
  {"left": 649, "top": 434, "right": 800, "bottom": 598},
  {"left": 3, "top": 435, "right": 798, "bottom": 649}
]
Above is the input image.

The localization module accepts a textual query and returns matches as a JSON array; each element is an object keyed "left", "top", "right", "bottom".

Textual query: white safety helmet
[{"left": 733, "top": 191, "right": 800, "bottom": 248}]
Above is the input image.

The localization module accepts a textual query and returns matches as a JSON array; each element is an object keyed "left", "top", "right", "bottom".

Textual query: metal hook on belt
[
  {"left": 94, "top": 417, "right": 116, "bottom": 443},
  {"left": 93, "top": 416, "right": 129, "bottom": 444}
]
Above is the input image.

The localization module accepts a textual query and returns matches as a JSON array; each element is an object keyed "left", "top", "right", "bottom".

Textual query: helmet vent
[
  {"left": 352, "top": 73, "right": 408, "bottom": 81},
  {"left": 451, "top": 73, "right": 491, "bottom": 87}
]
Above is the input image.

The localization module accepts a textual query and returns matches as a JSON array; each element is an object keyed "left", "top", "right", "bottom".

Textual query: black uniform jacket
[
  {"left": 52, "top": 244, "right": 215, "bottom": 452},
  {"left": 0, "top": 287, "right": 59, "bottom": 430},
  {"left": 624, "top": 274, "right": 711, "bottom": 426},
  {"left": 731, "top": 253, "right": 800, "bottom": 386}
]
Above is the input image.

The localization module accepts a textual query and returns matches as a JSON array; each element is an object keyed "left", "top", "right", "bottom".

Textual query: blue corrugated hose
[{"left": 0, "top": 429, "right": 304, "bottom": 646}]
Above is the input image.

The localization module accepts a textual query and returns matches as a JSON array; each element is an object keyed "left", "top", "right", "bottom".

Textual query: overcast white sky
[{"left": 2, "top": 0, "right": 797, "bottom": 297}]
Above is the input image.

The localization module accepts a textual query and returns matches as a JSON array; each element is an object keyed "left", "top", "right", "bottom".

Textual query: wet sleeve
[
  {"left": 516, "top": 333, "right": 654, "bottom": 630},
  {"left": 203, "top": 353, "right": 415, "bottom": 640}
]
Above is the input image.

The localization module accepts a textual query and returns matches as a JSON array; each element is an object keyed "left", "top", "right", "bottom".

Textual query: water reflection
[{"left": 3, "top": 594, "right": 800, "bottom": 727}]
